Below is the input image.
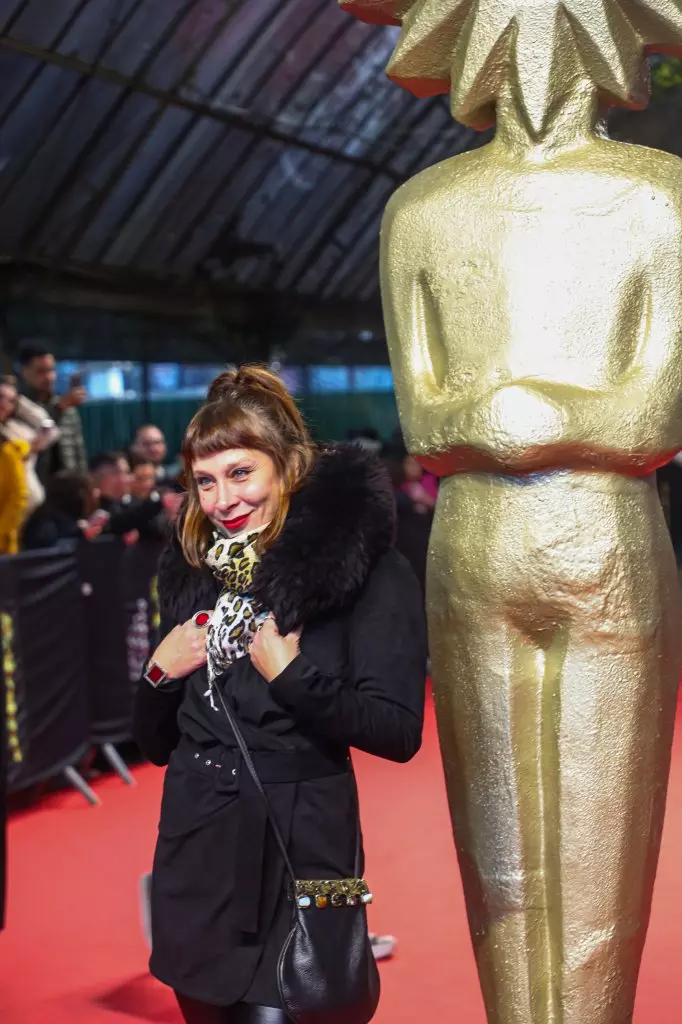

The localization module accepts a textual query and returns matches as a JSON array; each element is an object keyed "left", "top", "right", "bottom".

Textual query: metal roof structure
[{"left": 0, "top": 0, "right": 480, "bottom": 321}]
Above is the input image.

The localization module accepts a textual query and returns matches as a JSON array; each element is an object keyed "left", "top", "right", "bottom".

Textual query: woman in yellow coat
[{"left": 0, "top": 377, "right": 30, "bottom": 555}]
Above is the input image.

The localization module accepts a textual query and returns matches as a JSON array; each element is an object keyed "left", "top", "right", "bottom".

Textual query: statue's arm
[
  {"left": 380, "top": 204, "right": 441, "bottom": 447},
  {"left": 515, "top": 270, "right": 682, "bottom": 462},
  {"left": 380, "top": 200, "right": 573, "bottom": 473},
  {"left": 380, "top": 200, "right": 482, "bottom": 463}
]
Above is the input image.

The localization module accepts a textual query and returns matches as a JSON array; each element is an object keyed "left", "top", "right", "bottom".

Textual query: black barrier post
[
  {"left": 0, "top": 554, "right": 8, "bottom": 928},
  {"left": 79, "top": 534, "right": 163, "bottom": 779},
  {"left": 0, "top": 545, "right": 94, "bottom": 802},
  {"left": 124, "top": 537, "right": 163, "bottom": 677},
  {"left": 78, "top": 536, "right": 132, "bottom": 750},
  {"left": 0, "top": 536, "right": 164, "bottom": 818}
]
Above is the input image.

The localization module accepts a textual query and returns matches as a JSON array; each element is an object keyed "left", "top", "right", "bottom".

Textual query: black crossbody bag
[{"left": 213, "top": 683, "right": 380, "bottom": 1024}]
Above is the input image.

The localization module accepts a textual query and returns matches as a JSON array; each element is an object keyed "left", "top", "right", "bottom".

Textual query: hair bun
[
  {"left": 206, "top": 368, "right": 239, "bottom": 403},
  {"left": 207, "top": 365, "right": 292, "bottom": 406}
]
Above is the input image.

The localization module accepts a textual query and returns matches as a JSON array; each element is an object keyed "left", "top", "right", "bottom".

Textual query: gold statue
[{"left": 341, "top": 2, "right": 682, "bottom": 1021}]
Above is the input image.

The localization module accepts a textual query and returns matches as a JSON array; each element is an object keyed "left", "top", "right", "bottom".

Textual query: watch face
[{"left": 146, "top": 662, "right": 167, "bottom": 686}]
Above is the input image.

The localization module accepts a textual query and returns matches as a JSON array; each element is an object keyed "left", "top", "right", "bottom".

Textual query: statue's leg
[
  {"left": 429, "top": 591, "right": 563, "bottom": 1024},
  {"left": 429, "top": 486, "right": 680, "bottom": 1024},
  {"left": 552, "top": 579, "right": 679, "bottom": 1023}
]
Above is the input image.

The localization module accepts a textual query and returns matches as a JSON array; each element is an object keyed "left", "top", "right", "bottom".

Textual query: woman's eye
[
  {"left": 196, "top": 476, "right": 213, "bottom": 488},
  {"left": 232, "top": 467, "right": 250, "bottom": 480}
]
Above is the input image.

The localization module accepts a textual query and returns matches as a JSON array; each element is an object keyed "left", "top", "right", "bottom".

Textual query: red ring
[{"left": 193, "top": 611, "right": 211, "bottom": 628}]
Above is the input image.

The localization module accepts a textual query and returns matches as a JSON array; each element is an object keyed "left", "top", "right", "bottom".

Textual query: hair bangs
[{"left": 182, "top": 403, "right": 277, "bottom": 466}]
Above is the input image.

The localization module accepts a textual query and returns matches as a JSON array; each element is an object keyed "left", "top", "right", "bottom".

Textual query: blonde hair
[{"left": 179, "top": 366, "right": 316, "bottom": 568}]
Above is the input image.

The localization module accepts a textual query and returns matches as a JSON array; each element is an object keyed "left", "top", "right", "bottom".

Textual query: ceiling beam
[
  {"left": 0, "top": 259, "right": 385, "bottom": 339},
  {"left": 0, "top": 32, "right": 402, "bottom": 181}
]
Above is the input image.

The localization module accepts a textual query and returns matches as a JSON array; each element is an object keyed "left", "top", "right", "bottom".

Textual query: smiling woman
[{"left": 133, "top": 366, "right": 427, "bottom": 1024}]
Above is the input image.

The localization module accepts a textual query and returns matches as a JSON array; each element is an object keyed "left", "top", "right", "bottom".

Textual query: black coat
[
  {"left": 99, "top": 494, "right": 166, "bottom": 540},
  {"left": 21, "top": 509, "right": 84, "bottom": 549},
  {"left": 134, "top": 445, "right": 427, "bottom": 1008}
]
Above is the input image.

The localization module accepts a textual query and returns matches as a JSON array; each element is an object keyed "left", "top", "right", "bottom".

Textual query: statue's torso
[
  {"left": 423, "top": 173, "right": 674, "bottom": 395},
  {"left": 384, "top": 139, "right": 682, "bottom": 470}
]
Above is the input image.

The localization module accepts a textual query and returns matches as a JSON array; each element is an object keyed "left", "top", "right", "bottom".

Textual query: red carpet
[{"left": 1, "top": 694, "right": 682, "bottom": 1023}]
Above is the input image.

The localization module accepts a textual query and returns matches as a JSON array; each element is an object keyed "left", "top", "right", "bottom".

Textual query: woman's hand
[
  {"left": 250, "top": 615, "right": 301, "bottom": 683},
  {"left": 30, "top": 428, "right": 53, "bottom": 454},
  {"left": 149, "top": 614, "right": 211, "bottom": 680},
  {"left": 78, "top": 518, "right": 105, "bottom": 540},
  {"left": 161, "top": 491, "right": 185, "bottom": 521}
]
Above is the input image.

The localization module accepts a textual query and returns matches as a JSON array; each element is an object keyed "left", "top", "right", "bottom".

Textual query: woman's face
[
  {"left": 192, "top": 447, "right": 280, "bottom": 537},
  {"left": 0, "top": 383, "right": 17, "bottom": 423}
]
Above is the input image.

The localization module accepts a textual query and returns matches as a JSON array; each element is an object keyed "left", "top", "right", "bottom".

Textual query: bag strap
[
  {"left": 212, "top": 681, "right": 297, "bottom": 885},
  {"left": 211, "top": 681, "right": 363, "bottom": 882}
]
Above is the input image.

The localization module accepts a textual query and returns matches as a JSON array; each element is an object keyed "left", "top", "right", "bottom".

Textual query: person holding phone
[{"left": 17, "top": 341, "right": 88, "bottom": 483}]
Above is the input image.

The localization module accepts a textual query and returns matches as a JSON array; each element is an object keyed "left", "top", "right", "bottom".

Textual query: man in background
[
  {"left": 17, "top": 341, "right": 87, "bottom": 484},
  {"left": 129, "top": 453, "right": 158, "bottom": 501},
  {"left": 129, "top": 452, "right": 184, "bottom": 528},
  {"left": 89, "top": 452, "right": 165, "bottom": 540},
  {"left": 129, "top": 424, "right": 179, "bottom": 487}
]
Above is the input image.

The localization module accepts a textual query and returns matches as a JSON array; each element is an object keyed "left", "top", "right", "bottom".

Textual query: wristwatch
[{"left": 143, "top": 661, "right": 173, "bottom": 688}]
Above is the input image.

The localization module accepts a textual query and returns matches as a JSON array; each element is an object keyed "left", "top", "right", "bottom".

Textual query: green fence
[{"left": 80, "top": 392, "right": 400, "bottom": 458}]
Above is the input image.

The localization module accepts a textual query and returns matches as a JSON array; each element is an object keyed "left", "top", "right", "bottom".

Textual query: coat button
[
  {"left": 232, "top": 768, "right": 237, "bottom": 776},
  {"left": 205, "top": 759, "right": 212, "bottom": 766}
]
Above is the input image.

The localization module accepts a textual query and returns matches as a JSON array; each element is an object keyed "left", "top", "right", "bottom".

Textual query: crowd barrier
[
  {"left": 0, "top": 536, "right": 162, "bottom": 800},
  {"left": 0, "top": 590, "right": 5, "bottom": 930},
  {"left": 0, "top": 535, "right": 162, "bottom": 930}
]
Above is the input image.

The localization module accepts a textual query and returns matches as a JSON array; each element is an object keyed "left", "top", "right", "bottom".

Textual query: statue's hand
[
  {"left": 486, "top": 383, "right": 567, "bottom": 459},
  {"left": 406, "top": 381, "right": 570, "bottom": 474}
]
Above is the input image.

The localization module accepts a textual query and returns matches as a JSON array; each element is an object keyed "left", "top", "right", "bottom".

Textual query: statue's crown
[{"left": 340, "top": 1, "right": 682, "bottom": 131}]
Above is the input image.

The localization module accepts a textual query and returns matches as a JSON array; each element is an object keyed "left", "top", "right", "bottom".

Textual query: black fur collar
[{"left": 158, "top": 445, "right": 395, "bottom": 634}]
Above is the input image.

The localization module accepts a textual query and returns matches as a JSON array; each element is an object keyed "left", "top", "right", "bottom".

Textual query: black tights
[{"left": 176, "top": 992, "right": 288, "bottom": 1024}]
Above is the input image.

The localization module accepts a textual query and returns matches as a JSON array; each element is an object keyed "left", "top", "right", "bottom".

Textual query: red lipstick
[{"left": 222, "top": 512, "right": 252, "bottom": 532}]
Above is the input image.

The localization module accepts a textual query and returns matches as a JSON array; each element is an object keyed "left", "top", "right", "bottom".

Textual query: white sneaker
[
  {"left": 369, "top": 933, "right": 396, "bottom": 960},
  {"left": 139, "top": 871, "right": 152, "bottom": 950}
]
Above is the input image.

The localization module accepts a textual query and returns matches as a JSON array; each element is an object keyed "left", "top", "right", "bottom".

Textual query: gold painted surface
[
  {"left": 429, "top": 471, "right": 680, "bottom": 1022},
  {"left": 339, "top": 2, "right": 682, "bottom": 1021},
  {"left": 341, "top": 1, "right": 682, "bottom": 128}
]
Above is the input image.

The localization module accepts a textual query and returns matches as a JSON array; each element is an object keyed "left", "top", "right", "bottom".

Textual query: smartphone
[
  {"left": 89, "top": 509, "right": 111, "bottom": 526},
  {"left": 70, "top": 371, "right": 82, "bottom": 389}
]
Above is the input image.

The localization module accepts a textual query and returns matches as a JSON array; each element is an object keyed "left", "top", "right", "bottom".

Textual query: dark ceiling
[{"left": 0, "top": 0, "right": 480, "bottom": 316}]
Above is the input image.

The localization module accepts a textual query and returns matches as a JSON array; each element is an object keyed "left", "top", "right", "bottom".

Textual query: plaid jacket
[{"left": 20, "top": 386, "right": 88, "bottom": 481}]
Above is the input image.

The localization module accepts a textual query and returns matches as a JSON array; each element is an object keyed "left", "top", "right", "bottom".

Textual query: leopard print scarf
[{"left": 203, "top": 527, "right": 269, "bottom": 710}]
